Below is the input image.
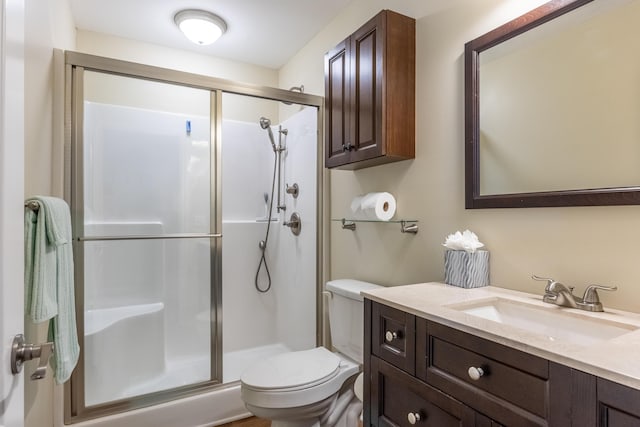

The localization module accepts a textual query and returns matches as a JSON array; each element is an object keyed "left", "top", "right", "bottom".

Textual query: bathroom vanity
[{"left": 362, "top": 283, "right": 640, "bottom": 426}]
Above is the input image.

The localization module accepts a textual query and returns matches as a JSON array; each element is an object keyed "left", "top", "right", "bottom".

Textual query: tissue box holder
[{"left": 444, "top": 250, "right": 489, "bottom": 288}]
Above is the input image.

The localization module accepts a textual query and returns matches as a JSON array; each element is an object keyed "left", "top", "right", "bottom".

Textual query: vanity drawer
[
  {"left": 416, "top": 320, "right": 549, "bottom": 427},
  {"left": 372, "top": 302, "right": 415, "bottom": 374},
  {"left": 370, "top": 356, "right": 475, "bottom": 427}
]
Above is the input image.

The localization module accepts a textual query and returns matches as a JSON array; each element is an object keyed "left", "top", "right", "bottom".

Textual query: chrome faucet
[{"left": 531, "top": 275, "right": 617, "bottom": 312}]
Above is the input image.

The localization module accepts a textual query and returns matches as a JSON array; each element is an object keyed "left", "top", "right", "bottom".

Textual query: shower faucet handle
[
  {"left": 283, "top": 212, "right": 301, "bottom": 236},
  {"left": 286, "top": 183, "right": 299, "bottom": 198}
]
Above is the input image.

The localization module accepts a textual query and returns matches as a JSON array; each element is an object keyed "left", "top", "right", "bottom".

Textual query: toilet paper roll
[{"left": 350, "top": 192, "right": 396, "bottom": 221}]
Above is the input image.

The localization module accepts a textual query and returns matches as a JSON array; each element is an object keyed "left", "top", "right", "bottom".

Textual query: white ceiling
[{"left": 69, "top": 0, "right": 354, "bottom": 70}]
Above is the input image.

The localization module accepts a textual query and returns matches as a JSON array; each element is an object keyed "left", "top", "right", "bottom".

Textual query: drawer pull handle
[
  {"left": 385, "top": 331, "right": 398, "bottom": 342},
  {"left": 407, "top": 412, "right": 421, "bottom": 424},
  {"left": 468, "top": 366, "right": 484, "bottom": 381}
]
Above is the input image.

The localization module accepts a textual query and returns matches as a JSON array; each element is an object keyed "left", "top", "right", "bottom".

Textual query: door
[
  {"left": 0, "top": 0, "right": 25, "bottom": 426},
  {"left": 67, "top": 68, "right": 221, "bottom": 422}
]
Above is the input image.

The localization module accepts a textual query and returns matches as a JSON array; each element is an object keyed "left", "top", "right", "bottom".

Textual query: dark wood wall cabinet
[
  {"left": 364, "top": 300, "right": 640, "bottom": 427},
  {"left": 324, "top": 10, "right": 415, "bottom": 170}
]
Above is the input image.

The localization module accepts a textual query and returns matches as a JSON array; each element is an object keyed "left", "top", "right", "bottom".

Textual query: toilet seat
[
  {"left": 240, "top": 347, "right": 359, "bottom": 409},
  {"left": 241, "top": 347, "right": 341, "bottom": 392}
]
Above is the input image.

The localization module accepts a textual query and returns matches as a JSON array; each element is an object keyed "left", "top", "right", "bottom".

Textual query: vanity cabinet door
[
  {"left": 597, "top": 378, "right": 640, "bottom": 426},
  {"left": 370, "top": 356, "right": 476, "bottom": 427},
  {"left": 371, "top": 302, "right": 415, "bottom": 374}
]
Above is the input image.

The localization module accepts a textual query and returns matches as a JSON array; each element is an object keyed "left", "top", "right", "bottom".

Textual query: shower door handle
[{"left": 10, "top": 334, "right": 54, "bottom": 380}]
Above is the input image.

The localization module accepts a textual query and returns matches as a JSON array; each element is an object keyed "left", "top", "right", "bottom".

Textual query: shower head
[
  {"left": 259, "top": 117, "right": 277, "bottom": 152},
  {"left": 259, "top": 117, "right": 271, "bottom": 130}
]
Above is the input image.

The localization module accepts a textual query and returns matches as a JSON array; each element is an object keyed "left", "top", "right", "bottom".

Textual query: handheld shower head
[
  {"left": 259, "top": 117, "right": 271, "bottom": 129},
  {"left": 259, "top": 117, "right": 277, "bottom": 152}
]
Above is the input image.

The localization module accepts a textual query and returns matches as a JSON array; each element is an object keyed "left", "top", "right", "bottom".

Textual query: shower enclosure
[{"left": 64, "top": 52, "right": 322, "bottom": 425}]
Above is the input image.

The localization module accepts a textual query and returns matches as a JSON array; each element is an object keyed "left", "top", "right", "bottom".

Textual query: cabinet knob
[
  {"left": 385, "top": 331, "right": 398, "bottom": 342},
  {"left": 342, "top": 142, "right": 355, "bottom": 152},
  {"left": 467, "top": 366, "right": 485, "bottom": 381},
  {"left": 407, "top": 412, "right": 421, "bottom": 425}
]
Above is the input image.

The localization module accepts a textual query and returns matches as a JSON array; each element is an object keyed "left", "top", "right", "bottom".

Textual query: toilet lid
[{"left": 241, "top": 347, "right": 341, "bottom": 391}]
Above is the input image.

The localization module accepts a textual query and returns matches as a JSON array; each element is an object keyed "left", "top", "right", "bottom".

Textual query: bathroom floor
[{"left": 218, "top": 417, "right": 270, "bottom": 427}]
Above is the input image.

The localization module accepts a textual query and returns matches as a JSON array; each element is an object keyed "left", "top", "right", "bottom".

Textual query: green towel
[{"left": 24, "top": 196, "right": 79, "bottom": 384}]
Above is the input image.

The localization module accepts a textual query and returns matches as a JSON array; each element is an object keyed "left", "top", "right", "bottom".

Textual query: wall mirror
[{"left": 465, "top": 0, "right": 640, "bottom": 208}]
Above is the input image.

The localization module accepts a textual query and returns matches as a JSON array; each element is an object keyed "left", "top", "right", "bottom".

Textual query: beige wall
[
  {"left": 76, "top": 30, "right": 279, "bottom": 89},
  {"left": 75, "top": 31, "right": 280, "bottom": 123},
  {"left": 25, "top": 0, "right": 75, "bottom": 198},
  {"left": 281, "top": 0, "right": 640, "bottom": 314}
]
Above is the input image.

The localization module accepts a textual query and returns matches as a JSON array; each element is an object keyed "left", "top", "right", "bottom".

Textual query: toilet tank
[{"left": 326, "top": 279, "right": 382, "bottom": 364}]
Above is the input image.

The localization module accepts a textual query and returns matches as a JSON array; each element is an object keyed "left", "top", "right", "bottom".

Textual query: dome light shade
[{"left": 174, "top": 10, "right": 227, "bottom": 46}]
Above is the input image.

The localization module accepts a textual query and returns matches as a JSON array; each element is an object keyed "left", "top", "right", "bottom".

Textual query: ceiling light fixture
[{"left": 174, "top": 9, "right": 227, "bottom": 46}]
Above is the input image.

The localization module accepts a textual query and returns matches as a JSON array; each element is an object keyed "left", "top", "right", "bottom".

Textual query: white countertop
[{"left": 361, "top": 282, "right": 640, "bottom": 390}]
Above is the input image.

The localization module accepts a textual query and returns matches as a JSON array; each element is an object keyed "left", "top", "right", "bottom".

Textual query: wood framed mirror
[{"left": 465, "top": 0, "right": 640, "bottom": 208}]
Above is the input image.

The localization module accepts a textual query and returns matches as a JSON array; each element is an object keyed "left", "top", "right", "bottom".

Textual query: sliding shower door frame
[{"left": 63, "top": 51, "right": 325, "bottom": 423}]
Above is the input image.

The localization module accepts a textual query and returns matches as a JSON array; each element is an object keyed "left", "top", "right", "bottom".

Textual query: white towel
[{"left": 24, "top": 196, "right": 79, "bottom": 384}]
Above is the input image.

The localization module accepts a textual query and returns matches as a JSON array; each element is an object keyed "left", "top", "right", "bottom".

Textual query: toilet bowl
[{"left": 240, "top": 279, "right": 381, "bottom": 427}]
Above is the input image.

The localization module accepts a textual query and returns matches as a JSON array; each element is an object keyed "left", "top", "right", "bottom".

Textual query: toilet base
[{"left": 245, "top": 389, "right": 361, "bottom": 427}]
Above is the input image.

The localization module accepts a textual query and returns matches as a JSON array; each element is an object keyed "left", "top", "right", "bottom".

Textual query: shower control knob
[
  {"left": 407, "top": 412, "right": 421, "bottom": 425},
  {"left": 385, "top": 331, "right": 399, "bottom": 342},
  {"left": 285, "top": 183, "right": 299, "bottom": 198},
  {"left": 283, "top": 212, "right": 301, "bottom": 236}
]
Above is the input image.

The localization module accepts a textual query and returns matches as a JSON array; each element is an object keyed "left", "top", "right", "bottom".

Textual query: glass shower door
[{"left": 72, "top": 70, "right": 219, "bottom": 411}]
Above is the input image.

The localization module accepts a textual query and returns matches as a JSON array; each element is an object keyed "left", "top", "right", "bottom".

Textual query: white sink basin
[{"left": 451, "top": 298, "right": 638, "bottom": 346}]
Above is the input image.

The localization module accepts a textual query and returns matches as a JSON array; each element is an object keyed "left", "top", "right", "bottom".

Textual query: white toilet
[{"left": 240, "top": 279, "right": 381, "bottom": 427}]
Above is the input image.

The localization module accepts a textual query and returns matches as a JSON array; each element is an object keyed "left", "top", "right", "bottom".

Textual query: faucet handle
[
  {"left": 583, "top": 284, "right": 618, "bottom": 303},
  {"left": 531, "top": 275, "right": 556, "bottom": 291},
  {"left": 532, "top": 275, "right": 575, "bottom": 293}
]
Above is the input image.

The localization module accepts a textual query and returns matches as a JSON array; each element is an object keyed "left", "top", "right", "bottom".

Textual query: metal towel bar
[
  {"left": 77, "top": 233, "right": 222, "bottom": 242},
  {"left": 24, "top": 201, "right": 40, "bottom": 212}
]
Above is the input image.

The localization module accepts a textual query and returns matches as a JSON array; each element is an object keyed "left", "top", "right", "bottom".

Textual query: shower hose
[{"left": 255, "top": 150, "right": 278, "bottom": 293}]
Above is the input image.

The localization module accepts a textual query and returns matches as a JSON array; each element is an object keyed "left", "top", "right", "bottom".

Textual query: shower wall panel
[{"left": 220, "top": 107, "right": 317, "bottom": 382}]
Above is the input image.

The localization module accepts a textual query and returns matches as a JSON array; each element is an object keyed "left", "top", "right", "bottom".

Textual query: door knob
[{"left": 11, "top": 334, "right": 54, "bottom": 380}]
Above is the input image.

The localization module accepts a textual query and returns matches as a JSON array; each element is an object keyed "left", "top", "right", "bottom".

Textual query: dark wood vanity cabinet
[
  {"left": 364, "top": 300, "right": 640, "bottom": 427},
  {"left": 597, "top": 378, "right": 640, "bottom": 426},
  {"left": 324, "top": 10, "right": 415, "bottom": 170}
]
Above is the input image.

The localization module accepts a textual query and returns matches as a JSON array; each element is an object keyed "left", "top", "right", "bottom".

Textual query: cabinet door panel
[
  {"left": 324, "top": 39, "right": 351, "bottom": 168},
  {"left": 371, "top": 357, "right": 475, "bottom": 427},
  {"left": 372, "top": 302, "right": 415, "bottom": 374},
  {"left": 350, "top": 15, "right": 383, "bottom": 162}
]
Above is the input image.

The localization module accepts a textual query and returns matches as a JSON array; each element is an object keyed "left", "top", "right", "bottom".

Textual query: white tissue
[
  {"left": 350, "top": 192, "right": 397, "bottom": 221},
  {"left": 443, "top": 230, "right": 484, "bottom": 253}
]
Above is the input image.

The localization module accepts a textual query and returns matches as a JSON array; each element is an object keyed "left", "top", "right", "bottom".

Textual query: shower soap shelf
[{"left": 332, "top": 218, "right": 418, "bottom": 234}]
